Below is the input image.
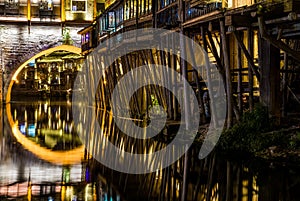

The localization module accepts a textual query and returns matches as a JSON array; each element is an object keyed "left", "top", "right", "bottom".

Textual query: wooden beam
[
  {"left": 258, "top": 16, "right": 300, "bottom": 62},
  {"left": 206, "top": 30, "right": 226, "bottom": 79},
  {"left": 225, "top": 15, "right": 254, "bottom": 27},
  {"left": 233, "top": 30, "right": 260, "bottom": 81}
]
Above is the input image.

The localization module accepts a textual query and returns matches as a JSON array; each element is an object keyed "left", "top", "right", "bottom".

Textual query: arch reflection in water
[
  {"left": 2, "top": 99, "right": 123, "bottom": 200},
  {"left": 7, "top": 99, "right": 85, "bottom": 165}
]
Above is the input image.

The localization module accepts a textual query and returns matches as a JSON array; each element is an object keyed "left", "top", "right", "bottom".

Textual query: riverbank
[{"left": 213, "top": 104, "right": 300, "bottom": 165}]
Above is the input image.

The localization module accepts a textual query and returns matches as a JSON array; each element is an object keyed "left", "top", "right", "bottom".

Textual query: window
[
  {"left": 124, "top": 0, "right": 130, "bottom": 20},
  {"left": 101, "top": 15, "right": 108, "bottom": 31},
  {"left": 131, "top": 0, "right": 135, "bottom": 18},
  {"left": 71, "top": 0, "right": 87, "bottom": 12},
  {"left": 5, "top": 0, "right": 19, "bottom": 9},
  {"left": 40, "top": 0, "right": 53, "bottom": 11},
  {"left": 139, "top": 0, "right": 144, "bottom": 16},
  {"left": 108, "top": 12, "right": 115, "bottom": 28},
  {"left": 116, "top": 6, "right": 123, "bottom": 26}
]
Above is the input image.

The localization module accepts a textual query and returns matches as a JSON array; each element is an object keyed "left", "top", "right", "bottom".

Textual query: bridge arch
[
  {"left": 5, "top": 45, "right": 85, "bottom": 165},
  {"left": 6, "top": 45, "right": 82, "bottom": 103}
]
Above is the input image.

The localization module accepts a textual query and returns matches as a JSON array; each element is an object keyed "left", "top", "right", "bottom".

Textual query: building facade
[
  {"left": 0, "top": 0, "right": 105, "bottom": 23},
  {"left": 78, "top": 0, "right": 300, "bottom": 124}
]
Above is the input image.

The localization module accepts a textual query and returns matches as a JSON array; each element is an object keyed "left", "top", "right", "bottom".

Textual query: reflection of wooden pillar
[
  {"left": 61, "top": 0, "right": 66, "bottom": 27},
  {"left": 27, "top": 0, "right": 31, "bottom": 21},
  {"left": 27, "top": 0, "right": 31, "bottom": 30},
  {"left": 259, "top": 37, "right": 281, "bottom": 121},
  {"left": 94, "top": 0, "right": 97, "bottom": 19},
  {"left": 220, "top": 20, "right": 233, "bottom": 128}
]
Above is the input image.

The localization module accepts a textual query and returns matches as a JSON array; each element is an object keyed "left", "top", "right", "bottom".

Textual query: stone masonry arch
[
  {"left": 6, "top": 45, "right": 82, "bottom": 102},
  {"left": 0, "top": 24, "right": 84, "bottom": 103}
]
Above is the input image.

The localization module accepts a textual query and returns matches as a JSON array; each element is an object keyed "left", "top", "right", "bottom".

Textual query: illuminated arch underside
[{"left": 6, "top": 45, "right": 82, "bottom": 103}]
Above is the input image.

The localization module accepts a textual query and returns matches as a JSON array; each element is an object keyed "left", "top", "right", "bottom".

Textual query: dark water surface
[{"left": 1, "top": 99, "right": 300, "bottom": 201}]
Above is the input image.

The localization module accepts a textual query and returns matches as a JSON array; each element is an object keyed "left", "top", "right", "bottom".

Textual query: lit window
[
  {"left": 71, "top": 0, "right": 87, "bottom": 12},
  {"left": 5, "top": 0, "right": 19, "bottom": 8},
  {"left": 39, "top": 0, "right": 53, "bottom": 11},
  {"left": 85, "top": 33, "right": 89, "bottom": 41},
  {"left": 108, "top": 11, "right": 115, "bottom": 28}
]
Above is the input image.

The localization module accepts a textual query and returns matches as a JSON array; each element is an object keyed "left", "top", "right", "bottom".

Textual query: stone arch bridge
[{"left": 0, "top": 23, "right": 85, "bottom": 103}]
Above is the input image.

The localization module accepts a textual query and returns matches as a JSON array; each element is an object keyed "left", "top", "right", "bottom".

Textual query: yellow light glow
[
  {"left": 6, "top": 103, "right": 85, "bottom": 165},
  {"left": 7, "top": 45, "right": 81, "bottom": 103},
  {"left": 27, "top": 0, "right": 31, "bottom": 21},
  {"left": 61, "top": 0, "right": 65, "bottom": 22}
]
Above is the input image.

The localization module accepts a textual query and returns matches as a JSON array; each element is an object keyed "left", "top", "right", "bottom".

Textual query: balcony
[{"left": 186, "top": 1, "right": 222, "bottom": 21}]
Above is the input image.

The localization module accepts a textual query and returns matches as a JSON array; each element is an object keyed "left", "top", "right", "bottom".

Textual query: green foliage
[
  {"left": 62, "top": 28, "right": 73, "bottom": 45},
  {"left": 219, "top": 104, "right": 275, "bottom": 153},
  {"left": 288, "top": 132, "right": 300, "bottom": 150}
]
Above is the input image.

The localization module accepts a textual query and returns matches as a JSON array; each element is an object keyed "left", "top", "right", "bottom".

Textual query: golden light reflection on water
[{"left": 6, "top": 103, "right": 85, "bottom": 165}]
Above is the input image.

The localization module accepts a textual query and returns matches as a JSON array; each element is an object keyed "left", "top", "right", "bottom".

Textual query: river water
[{"left": 1, "top": 98, "right": 300, "bottom": 201}]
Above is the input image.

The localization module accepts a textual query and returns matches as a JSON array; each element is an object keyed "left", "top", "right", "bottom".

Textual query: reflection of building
[
  {"left": 11, "top": 100, "right": 82, "bottom": 150},
  {"left": 12, "top": 50, "right": 84, "bottom": 97},
  {"left": 0, "top": 162, "right": 112, "bottom": 200}
]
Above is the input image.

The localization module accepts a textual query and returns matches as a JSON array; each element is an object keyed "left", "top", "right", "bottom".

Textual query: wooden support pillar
[
  {"left": 247, "top": 29, "right": 254, "bottom": 111},
  {"left": 179, "top": 31, "right": 191, "bottom": 130},
  {"left": 27, "top": 0, "right": 31, "bottom": 21},
  {"left": 282, "top": 51, "right": 288, "bottom": 117},
  {"left": 93, "top": 0, "right": 97, "bottom": 19},
  {"left": 166, "top": 35, "right": 174, "bottom": 120},
  {"left": 220, "top": 20, "right": 233, "bottom": 128},
  {"left": 27, "top": 0, "right": 31, "bottom": 33},
  {"left": 187, "top": 33, "right": 206, "bottom": 123},
  {"left": 237, "top": 34, "right": 243, "bottom": 114},
  {"left": 259, "top": 37, "right": 281, "bottom": 121},
  {"left": 201, "top": 26, "right": 218, "bottom": 126},
  {"left": 61, "top": 0, "right": 66, "bottom": 29},
  {"left": 171, "top": 34, "right": 178, "bottom": 120}
]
